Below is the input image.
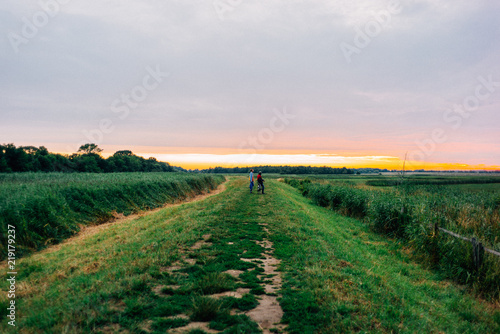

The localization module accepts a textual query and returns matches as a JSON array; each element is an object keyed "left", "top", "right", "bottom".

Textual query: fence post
[
  {"left": 430, "top": 221, "right": 440, "bottom": 265},
  {"left": 471, "top": 238, "right": 484, "bottom": 271}
]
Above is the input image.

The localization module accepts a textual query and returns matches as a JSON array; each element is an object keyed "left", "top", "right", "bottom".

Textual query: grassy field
[
  {"left": 0, "top": 173, "right": 225, "bottom": 259},
  {"left": 364, "top": 175, "right": 500, "bottom": 187},
  {"left": 1, "top": 177, "right": 498, "bottom": 333},
  {"left": 285, "top": 177, "right": 500, "bottom": 300},
  {"left": 448, "top": 183, "right": 500, "bottom": 193}
]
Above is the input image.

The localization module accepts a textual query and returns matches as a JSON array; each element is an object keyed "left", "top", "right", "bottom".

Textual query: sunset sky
[{"left": 1, "top": 1, "right": 499, "bottom": 170}]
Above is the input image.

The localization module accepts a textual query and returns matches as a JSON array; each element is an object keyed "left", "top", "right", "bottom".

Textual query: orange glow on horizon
[
  {"left": 171, "top": 161, "right": 500, "bottom": 171},
  {"left": 41, "top": 143, "right": 499, "bottom": 171},
  {"left": 138, "top": 153, "right": 500, "bottom": 171}
]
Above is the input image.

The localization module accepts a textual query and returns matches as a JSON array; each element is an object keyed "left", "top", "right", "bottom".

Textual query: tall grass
[
  {"left": 366, "top": 176, "right": 500, "bottom": 187},
  {"left": 0, "top": 172, "right": 225, "bottom": 259},
  {"left": 285, "top": 178, "right": 500, "bottom": 299}
]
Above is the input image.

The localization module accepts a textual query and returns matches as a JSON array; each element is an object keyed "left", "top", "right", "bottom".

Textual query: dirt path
[
  {"left": 143, "top": 179, "right": 286, "bottom": 333},
  {"left": 154, "top": 226, "right": 286, "bottom": 334},
  {"left": 244, "top": 224, "right": 286, "bottom": 333}
]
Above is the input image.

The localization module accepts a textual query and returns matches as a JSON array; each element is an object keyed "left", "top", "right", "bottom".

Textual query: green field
[
  {"left": 1, "top": 176, "right": 499, "bottom": 333},
  {"left": 286, "top": 176, "right": 500, "bottom": 299},
  {"left": 0, "top": 173, "right": 225, "bottom": 259}
]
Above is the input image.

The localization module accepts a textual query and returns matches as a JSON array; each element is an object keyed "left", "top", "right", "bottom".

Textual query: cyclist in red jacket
[{"left": 257, "top": 172, "right": 265, "bottom": 194}]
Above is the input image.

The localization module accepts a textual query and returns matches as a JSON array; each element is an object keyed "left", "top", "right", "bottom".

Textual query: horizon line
[{"left": 3, "top": 143, "right": 499, "bottom": 172}]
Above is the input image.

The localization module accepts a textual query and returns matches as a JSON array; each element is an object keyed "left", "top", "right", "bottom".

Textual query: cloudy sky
[{"left": 1, "top": 0, "right": 499, "bottom": 169}]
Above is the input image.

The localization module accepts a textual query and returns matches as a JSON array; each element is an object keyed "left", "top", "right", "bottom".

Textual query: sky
[{"left": 1, "top": 0, "right": 499, "bottom": 170}]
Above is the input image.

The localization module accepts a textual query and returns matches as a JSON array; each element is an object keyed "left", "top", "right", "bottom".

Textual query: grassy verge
[{"left": 0, "top": 173, "right": 224, "bottom": 259}]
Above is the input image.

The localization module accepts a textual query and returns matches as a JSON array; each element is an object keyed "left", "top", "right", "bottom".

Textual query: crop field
[
  {"left": 1, "top": 175, "right": 499, "bottom": 333},
  {"left": 0, "top": 173, "right": 225, "bottom": 259},
  {"left": 286, "top": 175, "right": 500, "bottom": 299}
]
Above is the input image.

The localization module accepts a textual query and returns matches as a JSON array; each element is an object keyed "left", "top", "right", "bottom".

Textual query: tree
[
  {"left": 76, "top": 155, "right": 102, "bottom": 172},
  {"left": 4, "top": 144, "right": 29, "bottom": 172},
  {"left": 72, "top": 144, "right": 104, "bottom": 172},
  {"left": 77, "top": 143, "right": 103, "bottom": 155},
  {"left": 37, "top": 146, "right": 49, "bottom": 156},
  {"left": 21, "top": 146, "right": 39, "bottom": 155},
  {"left": 0, "top": 143, "right": 176, "bottom": 174},
  {"left": 37, "top": 155, "right": 53, "bottom": 172},
  {"left": 113, "top": 150, "right": 133, "bottom": 156},
  {"left": 0, "top": 156, "right": 10, "bottom": 172}
]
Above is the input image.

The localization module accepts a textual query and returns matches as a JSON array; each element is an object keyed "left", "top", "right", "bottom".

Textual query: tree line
[
  {"left": 202, "top": 165, "right": 355, "bottom": 174},
  {"left": 0, "top": 143, "right": 175, "bottom": 173}
]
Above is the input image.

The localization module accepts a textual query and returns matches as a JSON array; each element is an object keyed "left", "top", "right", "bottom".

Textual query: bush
[
  {"left": 308, "top": 184, "right": 332, "bottom": 208},
  {"left": 299, "top": 183, "right": 368, "bottom": 219},
  {"left": 337, "top": 186, "right": 368, "bottom": 218},
  {"left": 368, "top": 194, "right": 413, "bottom": 238},
  {"left": 284, "top": 178, "right": 312, "bottom": 196}
]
